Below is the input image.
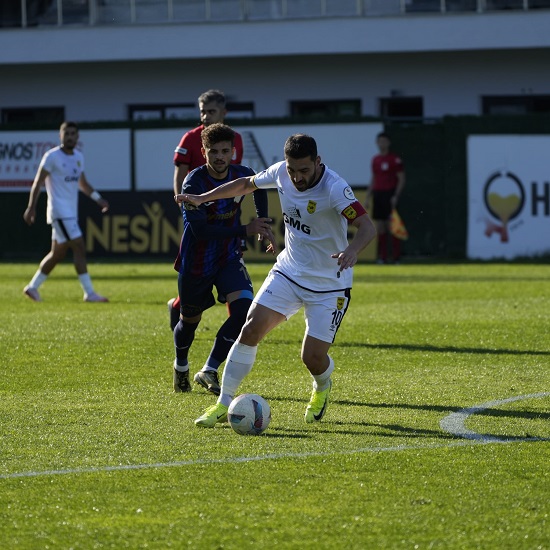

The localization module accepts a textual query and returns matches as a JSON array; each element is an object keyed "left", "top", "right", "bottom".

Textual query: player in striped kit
[
  {"left": 172, "top": 123, "right": 273, "bottom": 394},
  {"left": 168, "top": 89, "right": 261, "bottom": 330}
]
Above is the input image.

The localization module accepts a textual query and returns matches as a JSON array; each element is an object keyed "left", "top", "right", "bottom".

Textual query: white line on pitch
[
  {"left": 2, "top": 392, "right": 547, "bottom": 481},
  {"left": 440, "top": 392, "right": 550, "bottom": 441},
  {"left": 0, "top": 437, "right": 541, "bottom": 481}
]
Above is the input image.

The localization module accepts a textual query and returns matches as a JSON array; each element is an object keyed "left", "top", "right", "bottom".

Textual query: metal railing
[{"left": 4, "top": 0, "right": 550, "bottom": 29}]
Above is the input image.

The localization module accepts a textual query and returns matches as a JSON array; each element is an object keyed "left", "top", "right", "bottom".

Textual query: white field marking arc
[
  {"left": 1, "top": 393, "right": 548, "bottom": 481},
  {"left": 440, "top": 392, "right": 550, "bottom": 441}
]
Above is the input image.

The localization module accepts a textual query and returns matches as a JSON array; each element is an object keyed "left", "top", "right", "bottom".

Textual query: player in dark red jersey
[
  {"left": 172, "top": 123, "right": 274, "bottom": 396},
  {"left": 365, "top": 132, "right": 406, "bottom": 264},
  {"left": 172, "top": 90, "right": 244, "bottom": 196},
  {"left": 169, "top": 89, "right": 263, "bottom": 329}
]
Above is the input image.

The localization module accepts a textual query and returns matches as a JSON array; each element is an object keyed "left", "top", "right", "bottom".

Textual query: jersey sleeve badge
[{"left": 343, "top": 186, "right": 356, "bottom": 200}]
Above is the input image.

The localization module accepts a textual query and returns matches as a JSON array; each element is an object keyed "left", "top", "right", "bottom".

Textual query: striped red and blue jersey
[{"left": 174, "top": 164, "right": 258, "bottom": 277}]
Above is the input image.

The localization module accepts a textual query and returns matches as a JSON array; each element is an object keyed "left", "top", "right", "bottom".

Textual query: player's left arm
[
  {"left": 79, "top": 172, "right": 109, "bottom": 213},
  {"left": 331, "top": 203, "right": 377, "bottom": 271}
]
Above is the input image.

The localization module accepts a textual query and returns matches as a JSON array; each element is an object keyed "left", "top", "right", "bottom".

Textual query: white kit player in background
[
  {"left": 23, "top": 121, "right": 110, "bottom": 303},
  {"left": 176, "top": 133, "right": 377, "bottom": 427}
]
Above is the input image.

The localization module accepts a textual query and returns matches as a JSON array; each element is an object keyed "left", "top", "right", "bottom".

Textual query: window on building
[
  {"left": 405, "top": 0, "right": 440, "bottom": 12},
  {"left": 225, "top": 102, "right": 255, "bottom": 119},
  {"left": 379, "top": 97, "right": 423, "bottom": 120},
  {"left": 290, "top": 100, "right": 361, "bottom": 119},
  {"left": 1, "top": 107, "right": 65, "bottom": 125},
  {"left": 129, "top": 104, "right": 196, "bottom": 121},
  {"left": 482, "top": 95, "right": 550, "bottom": 115},
  {"left": 484, "top": 0, "right": 524, "bottom": 9},
  {"left": 129, "top": 101, "right": 255, "bottom": 121}
]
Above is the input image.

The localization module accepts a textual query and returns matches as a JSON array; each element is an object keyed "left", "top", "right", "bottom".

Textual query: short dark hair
[
  {"left": 201, "top": 123, "right": 235, "bottom": 148},
  {"left": 198, "top": 89, "right": 226, "bottom": 107},
  {"left": 60, "top": 121, "right": 78, "bottom": 132},
  {"left": 377, "top": 131, "right": 390, "bottom": 140},
  {"left": 284, "top": 134, "right": 318, "bottom": 161}
]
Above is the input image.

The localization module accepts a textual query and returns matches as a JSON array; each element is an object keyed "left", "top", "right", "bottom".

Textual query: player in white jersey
[
  {"left": 176, "top": 134, "right": 376, "bottom": 426},
  {"left": 23, "top": 121, "right": 110, "bottom": 303}
]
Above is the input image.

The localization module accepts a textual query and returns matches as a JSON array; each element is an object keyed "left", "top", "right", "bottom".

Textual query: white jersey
[
  {"left": 39, "top": 146, "right": 84, "bottom": 224},
  {"left": 254, "top": 161, "right": 359, "bottom": 292}
]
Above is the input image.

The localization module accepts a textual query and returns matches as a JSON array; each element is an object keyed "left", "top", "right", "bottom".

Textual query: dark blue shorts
[{"left": 178, "top": 257, "right": 254, "bottom": 317}]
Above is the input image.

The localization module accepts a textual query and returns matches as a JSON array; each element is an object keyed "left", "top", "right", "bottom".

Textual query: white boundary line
[
  {"left": 1, "top": 392, "right": 548, "bottom": 481},
  {"left": 440, "top": 392, "right": 550, "bottom": 441}
]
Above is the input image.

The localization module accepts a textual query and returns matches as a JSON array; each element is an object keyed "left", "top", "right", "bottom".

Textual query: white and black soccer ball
[{"left": 228, "top": 393, "right": 271, "bottom": 436}]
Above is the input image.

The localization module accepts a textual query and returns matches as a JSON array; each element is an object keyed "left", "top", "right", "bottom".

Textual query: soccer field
[{"left": 1, "top": 262, "right": 549, "bottom": 549}]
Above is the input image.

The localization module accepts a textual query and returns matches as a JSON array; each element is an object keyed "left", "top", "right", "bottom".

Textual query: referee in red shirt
[{"left": 365, "top": 132, "right": 406, "bottom": 264}]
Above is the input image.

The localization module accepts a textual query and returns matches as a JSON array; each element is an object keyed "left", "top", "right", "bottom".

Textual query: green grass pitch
[{"left": 1, "top": 261, "right": 549, "bottom": 549}]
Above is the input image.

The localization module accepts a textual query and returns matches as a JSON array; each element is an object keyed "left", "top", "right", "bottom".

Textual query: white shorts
[
  {"left": 254, "top": 270, "right": 351, "bottom": 344},
  {"left": 51, "top": 218, "right": 82, "bottom": 244}
]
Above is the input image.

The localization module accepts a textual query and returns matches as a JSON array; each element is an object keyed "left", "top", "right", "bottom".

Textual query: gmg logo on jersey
[{"left": 283, "top": 212, "right": 311, "bottom": 234}]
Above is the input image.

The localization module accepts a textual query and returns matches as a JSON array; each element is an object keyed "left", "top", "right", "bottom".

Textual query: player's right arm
[
  {"left": 23, "top": 166, "right": 49, "bottom": 225},
  {"left": 175, "top": 175, "right": 257, "bottom": 207}
]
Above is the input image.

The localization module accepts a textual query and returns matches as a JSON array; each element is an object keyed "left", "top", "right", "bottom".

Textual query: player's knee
[
  {"left": 51, "top": 247, "right": 68, "bottom": 261},
  {"left": 228, "top": 298, "right": 251, "bottom": 327},
  {"left": 179, "top": 303, "right": 202, "bottom": 322}
]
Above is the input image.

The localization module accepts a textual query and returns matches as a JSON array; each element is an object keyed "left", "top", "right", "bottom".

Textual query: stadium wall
[{"left": 1, "top": 116, "right": 549, "bottom": 262}]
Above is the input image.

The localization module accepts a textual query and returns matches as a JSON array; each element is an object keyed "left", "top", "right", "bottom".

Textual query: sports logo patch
[
  {"left": 343, "top": 186, "right": 355, "bottom": 200},
  {"left": 343, "top": 205, "right": 357, "bottom": 220},
  {"left": 307, "top": 200, "right": 317, "bottom": 214},
  {"left": 287, "top": 205, "right": 301, "bottom": 218},
  {"left": 337, "top": 297, "right": 345, "bottom": 310}
]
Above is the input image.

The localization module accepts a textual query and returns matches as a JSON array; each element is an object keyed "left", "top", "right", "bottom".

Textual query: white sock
[
  {"left": 218, "top": 342, "right": 257, "bottom": 407},
  {"left": 173, "top": 360, "right": 189, "bottom": 372},
  {"left": 29, "top": 269, "right": 47, "bottom": 289},
  {"left": 78, "top": 273, "right": 94, "bottom": 295},
  {"left": 312, "top": 355, "right": 334, "bottom": 392}
]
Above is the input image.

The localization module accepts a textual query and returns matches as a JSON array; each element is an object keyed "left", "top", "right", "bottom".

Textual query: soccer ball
[{"left": 228, "top": 393, "right": 271, "bottom": 436}]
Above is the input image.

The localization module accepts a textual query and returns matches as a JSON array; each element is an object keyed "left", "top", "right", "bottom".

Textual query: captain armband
[{"left": 341, "top": 201, "right": 367, "bottom": 222}]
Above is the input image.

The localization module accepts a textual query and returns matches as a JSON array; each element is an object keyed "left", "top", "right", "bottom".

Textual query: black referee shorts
[{"left": 372, "top": 190, "right": 394, "bottom": 221}]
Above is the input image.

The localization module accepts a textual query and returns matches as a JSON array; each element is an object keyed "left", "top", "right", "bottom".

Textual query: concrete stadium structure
[{"left": 1, "top": 1, "right": 550, "bottom": 124}]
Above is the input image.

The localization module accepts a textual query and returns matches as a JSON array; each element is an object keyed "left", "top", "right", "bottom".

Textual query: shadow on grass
[
  {"left": 331, "top": 420, "right": 457, "bottom": 439},
  {"left": 264, "top": 337, "right": 550, "bottom": 356},
  {"left": 338, "top": 341, "right": 550, "bottom": 356},
  {"left": 267, "top": 422, "right": 455, "bottom": 439},
  {"left": 261, "top": 430, "right": 312, "bottom": 439},
  {"left": 262, "top": 395, "right": 550, "bottom": 421},
  {"left": 262, "top": 395, "right": 549, "bottom": 440},
  {"left": 331, "top": 400, "right": 550, "bottom": 421}
]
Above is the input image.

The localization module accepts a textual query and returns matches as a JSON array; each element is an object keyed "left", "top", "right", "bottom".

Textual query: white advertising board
[
  {"left": 0, "top": 129, "right": 131, "bottom": 192},
  {"left": 467, "top": 135, "right": 550, "bottom": 260},
  {"left": 134, "top": 122, "right": 383, "bottom": 191}
]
